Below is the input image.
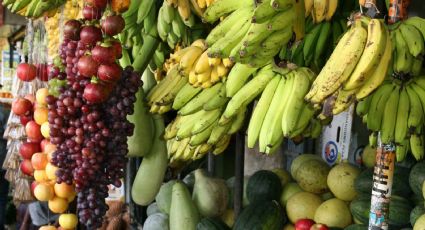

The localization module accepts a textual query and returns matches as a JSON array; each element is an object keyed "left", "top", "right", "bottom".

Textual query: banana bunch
[
  {"left": 287, "top": 17, "right": 348, "bottom": 71},
  {"left": 304, "top": 0, "right": 338, "bottom": 23},
  {"left": 204, "top": 0, "right": 295, "bottom": 67},
  {"left": 164, "top": 82, "right": 243, "bottom": 162},
  {"left": 246, "top": 67, "right": 322, "bottom": 154},
  {"left": 356, "top": 77, "right": 425, "bottom": 162},
  {"left": 391, "top": 17, "right": 425, "bottom": 77},
  {"left": 45, "top": 0, "right": 81, "bottom": 61},
  {"left": 2, "top": 0, "right": 65, "bottom": 18},
  {"left": 305, "top": 17, "right": 392, "bottom": 116}
]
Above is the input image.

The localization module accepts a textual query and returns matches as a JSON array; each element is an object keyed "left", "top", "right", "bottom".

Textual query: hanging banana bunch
[
  {"left": 304, "top": 0, "right": 338, "bottom": 23},
  {"left": 305, "top": 17, "right": 392, "bottom": 118},
  {"left": 357, "top": 77, "right": 425, "bottom": 162},
  {"left": 2, "top": 0, "right": 66, "bottom": 18}
]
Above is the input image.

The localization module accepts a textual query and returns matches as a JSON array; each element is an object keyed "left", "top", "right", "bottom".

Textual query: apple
[
  {"left": 36, "top": 88, "right": 49, "bottom": 105},
  {"left": 34, "top": 170, "right": 48, "bottom": 182},
  {"left": 31, "top": 152, "right": 48, "bottom": 170},
  {"left": 34, "top": 107, "right": 48, "bottom": 125},
  {"left": 40, "top": 139, "right": 50, "bottom": 152},
  {"left": 310, "top": 224, "right": 329, "bottom": 230},
  {"left": 48, "top": 197, "right": 68, "bottom": 214},
  {"left": 30, "top": 181, "right": 38, "bottom": 196},
  {"left": 20, "top": 115, "right": 33, "bottom": 126},
  {"left": 295, "top": 219, "right": 315, "bottom": 230},
  {"left": 19, "top": 142, "right": 41, "bottom": 159},
  {"left": 54, "top": 183, "right": 75, "bottom": 199},
  {"left": 20, "top": 159, "right": 34, "bottom": 176},
  {"left": 39, "top": 226, "right": 57, "bottom": 230},
  {"left": 12, "top": 98, "right": 32, "bottom": 116},
  {"left": 17, "top": 63, "right": 37, "bottom": 81},
  {"left": 34, "top": 183, "right": 54, "bottom": 201},
  {"left": 59, "top": 213, "right": 78, "bottom": 229},
  {"left": 26, "top": 121, "right": 42, "bottom": 141},
  {"left": 24, "top": 94, "right": 35, "bottom": 103}
]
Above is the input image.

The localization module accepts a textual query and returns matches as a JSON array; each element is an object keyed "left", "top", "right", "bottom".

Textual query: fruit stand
[{"left": 1, "top": 0, "right": 425, "bottom": 229}]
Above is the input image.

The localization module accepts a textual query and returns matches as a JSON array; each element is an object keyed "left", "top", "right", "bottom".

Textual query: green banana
[
  {"left": 406, "top": 85, "right": 424, "bottom": 134},
  {"left": 203, "top": 0, "right": 253, "bottom": 23},
  {"left": 394, "top": 29, "right": 413, "bottom": 74},
  {"left": 191, "top": 109, "right": 222, "bottom": 135},
  {"left": 395, "top": 139, "right": 409, "bottom": 162},
  {"left": 252, "top": 0, "right": 278, "bottom": 24},
  {"left": 394, "top": 88, "right": 410, "bottom": 144},
  {"left": 247, "top": 76, "right": 281, "bottom": 148},
  {"left": 173, "top": 83, "right": 202, "bottom": 110},
  {"left": 289, "top": 103, "right": 315, "bottom": 138},
  {"left": 203, "top": 84, "right": 229, "bottom": 111},
  {"left": 410, "top": 134, "right": 424, "bottom": 161},
  {"left": 356, "top": 96, "right": 372, "bottom": 117},
  {"left": 282, "top": 70, "right": 311, "bottom": 137},
  {"left": 225, "top": 63, "right": 258, "bottom": 97},
  {"left": 137, "top": 0, "right": 155, "bottom": 23},
  {"left": 205, "top": 7, "right": 253, "bottom": 46},
  {"left": 399, "top": 23, "right": 425, "bottom": 57},
  {"left": 189, "top": 121, "right": 217, "bottom": 146},
  {"left": 270, "top": 0, "right": 295, "bottom": 10},
  {"left": 179, "top": 83, "right": 223, "bottom": 115},
  {"left": 266, "top": 8, "right": 296, "bottom": 31},
  {"left": 228, "top": 106, "right": 247, "bottom": 134},
  {"left": 208, "top": 122, "right": 232, "bottom": 145},
  {"left": 380, "top": 86, "right": 400, "bottom": 144},
  {"left": 313, "top": 21, "right": 331, "bottom": 63},
  {"left": 366, "top": 83, "right": 394, "bottom": 131},
  {"left": 220, "top": 65, "right": 275, "bottom": 123}
]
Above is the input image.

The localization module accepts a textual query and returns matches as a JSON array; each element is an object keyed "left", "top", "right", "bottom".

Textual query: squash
[
  {"left": 327, "top": 163, "right": 360, "bottom": 201},
  {"left": 143, "top": 213, "right": 169, "bottom": 230},
  {"left": 234, "top": 200, "right": 286, "bottom": 230},
  {"left": 147, "top": 202, "right": 161, "bottom": 216},
  {"left": 296, "top": 159, "right": 330, "bottom": 194},
  {"left": 279, "top": 182, "right": 302, "bottom": 206},
  {"left": 192, "top": 169, "right": 228, "bottom": 218},
  {"left": 290, "top": 154, "right": 321, "bottom": 179},
  {"left": 131, "top": 116, "right": 168, "bottom": 206},
  {"left": 286, "top": 192, "right": 322, "bottom": 223},
  {"left": 156, "top": 180, "right": 177, "bottom": 215},
  {"left": 170, "top": 181, "right": 200, "bottom": 230},
  {"left": 409, "top": 161, "right": 425, "bottom": 196},
  {"left": 196, "top": 217, "right": 230, "bottom": 230},
  {"left": 313, "top": 198, "right": 352, "bottom": 228},
  {"left": 246, "top": 170, "right": 282, "bottom": 203}
]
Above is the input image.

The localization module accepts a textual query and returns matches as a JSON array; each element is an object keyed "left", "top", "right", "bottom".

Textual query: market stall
[{"left": 0, "top": 0, "right": 425, "bottom": 229}]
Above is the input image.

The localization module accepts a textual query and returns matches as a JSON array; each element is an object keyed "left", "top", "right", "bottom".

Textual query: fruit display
[{"left": 2, "top": 0, "right": 66, "bottom": 18}]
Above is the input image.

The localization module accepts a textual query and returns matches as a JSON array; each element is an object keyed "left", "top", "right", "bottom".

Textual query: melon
[
  {"left": 286, "top": 192, "right": 322, "bottom": 223},
  {"left": 313, "top": 198, "right": 352, "bottom": 228},
  {"left": 280, "top": 182, "right": 302, "bottom": 206},
  {"left": 271, "top": 168, "right": 292, "bottom": 187},
  {"left": 296, "top": 160, "right": 330, "bottom": 194},
  {"left": 414, "top": 214, "right": 425, "bottom": 230},
  {"left": 290, "top": 154, "right": 321, "bottom": 179},
  {"left": 362, "top": 145, "right": 376, "bottom": 168},
  {"left": 327, "top": 163, "right": 360, "bottom": 201}
]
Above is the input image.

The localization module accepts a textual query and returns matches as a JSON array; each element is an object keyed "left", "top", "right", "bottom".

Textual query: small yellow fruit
[
  {"left": 45, "top": 163, "right": 58, "bottom": 180},
  {"left": 39, "top": 225, "right": 57, "bottom": 230},
  {"left": 59, "top": 213, "right": 78, "bottom": 229},
  {"left": 41, "top": 122, "right": 50, "bottom": 138},
  {"left": 54, "top": 183, "right": 75, "bottom": 199},
  {"left": 34, "top": 170, "right": 48, "bottom": 182},
  {"left": 48, "top": 197, "right": 68, "bottom": 214},
  {"left": 36, "top": 88, "right": 49, "bottom": 105},
  {"left": 34, "top": 183, "right": 54, "bottom": 201},
  {"left": 34, "top": 107, "right": 48, "bottom": 125}
]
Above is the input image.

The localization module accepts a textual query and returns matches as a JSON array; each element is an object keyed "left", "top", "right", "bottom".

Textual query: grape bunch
[{"left": 46, "top": 3, "right": 134, "bottom": 228}]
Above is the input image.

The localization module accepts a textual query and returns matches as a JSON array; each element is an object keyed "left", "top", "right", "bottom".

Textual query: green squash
[{"left": 143, "top": 213, "right": 169, "bottom": 230}]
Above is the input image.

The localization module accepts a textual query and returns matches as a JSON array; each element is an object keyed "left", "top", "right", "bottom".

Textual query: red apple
[
  {"left": 31, "top": 181, "right": 38, "bottom": 196},
  {"left": 295, "top": 219, "right": 315, "bottom": 230},
  {"left": 36, "top": 63, "right": 48, "bottom": 81},
  {"left": 310, "top": 224, "right": 329, "bottom": 230},
  {"left": 26, "top": 121, "right": 42, "bottom": 141},
  {"left": 40, "top": 139, "right": 50, "bottom": 152},
  {"left": 24, "top": 94, "right": 35, "bottom": 103},
  {"left": 20, "top": 141, "right": 41, "bottom": 159},
  {"left": 20, "top": 115, "right": 33, "bottom": 126},
  {"left": 20, "top": 159, "right": 34, "bottom": 176},
  {"left": 17, "top": 63, "right": 37, "bottom": 81},
  {"left": 12, "top": 98, "right": 32, "bottom": 116}
]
